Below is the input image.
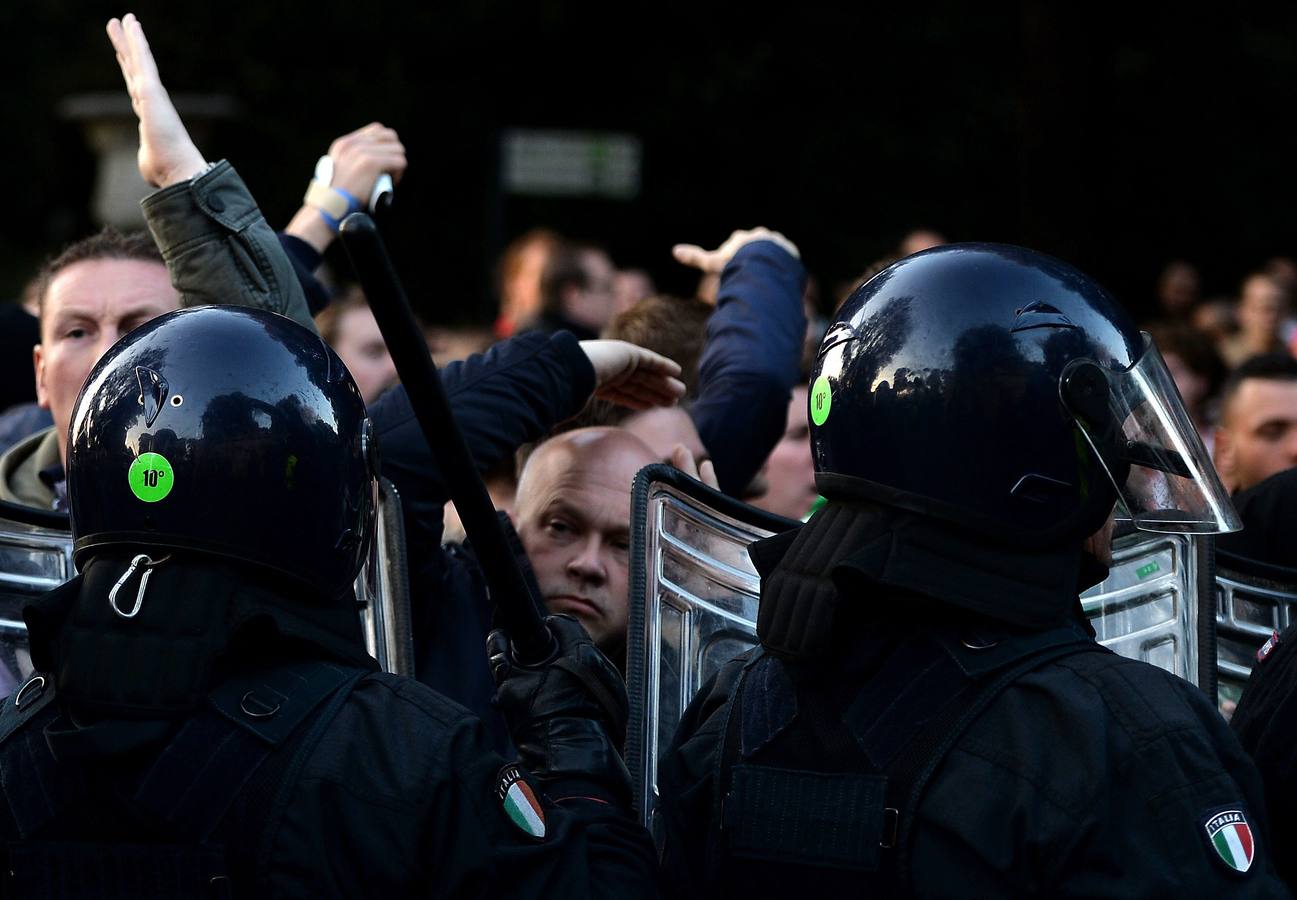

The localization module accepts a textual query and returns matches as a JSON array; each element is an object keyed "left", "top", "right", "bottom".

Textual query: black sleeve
[
  {"left": 691, "top": 241, "right": 807, "bottom": 495},
  {"left": 275, "top": 674, "right": 657, "bottom": 899},
  {"left": 369, "top": 329, "right": 595, "bottom": 559},
  {"left": 275, "top": 234, "right": 331, "bottom": 317}
]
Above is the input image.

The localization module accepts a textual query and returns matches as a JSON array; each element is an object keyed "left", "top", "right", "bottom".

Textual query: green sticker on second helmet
[
  {"left": 810, "top": 375, "right": 833, "bottom": 426},
  {"left": 128, "top": 452, "right": 175, "bottom": 503}
]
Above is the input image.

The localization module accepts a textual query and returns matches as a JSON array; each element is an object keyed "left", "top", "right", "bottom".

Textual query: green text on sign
[
  {"left": 129, "top": 452, "right": 175, "bottom": 503},
  {"left": 1135, "top": 562, "right": 1160, "bottom": 580}
]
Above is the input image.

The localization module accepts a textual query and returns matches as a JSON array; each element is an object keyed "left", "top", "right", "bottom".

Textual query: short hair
[
  {"left": 604, "top": 295, "right": 712, "bottom": 396},
  {"left": 1219, "top": 353, "right": 1297, "bottom": 423},
  {"left": 314, "top": 284, "right": 370, "bottom": 345},
  {"left": 34, "top": 228, "right": 163, "bottom": 321},
  {"left": 540, "top": 242, "right": 600, "bottom": 314}
]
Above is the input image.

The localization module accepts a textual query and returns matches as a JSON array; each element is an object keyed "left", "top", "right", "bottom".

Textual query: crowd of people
[{"left": 4, "top": 11, "right": 1297, "bottom": 898}]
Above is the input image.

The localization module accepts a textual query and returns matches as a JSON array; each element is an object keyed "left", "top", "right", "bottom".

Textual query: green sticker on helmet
[
  {"left": 128, "top": 452, "right": 174, "bottom": 503},
  {"left": 810, "top": 375, "right": 833, "bottom": 427}
]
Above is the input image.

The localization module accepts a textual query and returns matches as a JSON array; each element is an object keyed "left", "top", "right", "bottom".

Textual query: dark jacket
[
  {"left": 0, "top": 563, "right": 656, "bottom": 899},
  {"left": 657, "top": 506, "right": 1292, "bottom": 899},
  {"left": 371, "top": 331, "right": 595, "bottom": 752},
  {"left": 692, "top": 241, "right": 806, "bottom": 495}
]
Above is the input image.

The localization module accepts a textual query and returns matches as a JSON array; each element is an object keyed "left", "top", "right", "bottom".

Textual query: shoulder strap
[
  {"left": 882, "top": 629, "right": 1109, "bottom": 891},
  {"left": 0, "top": 673, "right": 56, "bottom": 747},
  {"left": 214, "top": 666, "right": 370, "bottom": 892},
  {"left": 131, "top": 660, "right": 363, "bottom": 840}
]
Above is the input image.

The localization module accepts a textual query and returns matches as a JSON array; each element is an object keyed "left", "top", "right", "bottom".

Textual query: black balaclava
[
  {"left": 24, "top": 549, "right": 377, "bottom": 758},
  {"left": 754, "top": 499, "right": 1092, "bottom": 663}
]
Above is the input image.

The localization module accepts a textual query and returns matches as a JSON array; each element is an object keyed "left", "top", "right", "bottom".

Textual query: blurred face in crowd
[
  {"left": 1239, "top": 275, "right": 1287, "bottom": 344},
  {"left": 752, "top": 386, "right": 818, "bottom": 519},
  {"left": 1161, "top": 352, "right": 1210, "bottom": 423},
  {"left": 35, "top": 258, "right": 178, "bottom": 463},
  {"left": 514, "top": 428, "right": 656, "bottom": 654},
  {"left": 1215, "top": 377, "right": 1297, "bottom": 492},
  {"left": 565, "top": 249, "right": 618, "bottom": 333},
  {"left": 1157, "top": 261, "right": 1200, "bottom": 317},
  {"left": 331, "top": 304, "right": 397, "bottom": 405}
]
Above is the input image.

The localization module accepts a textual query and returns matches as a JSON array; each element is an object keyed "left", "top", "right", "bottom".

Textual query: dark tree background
[{"left": 4, "top": 2, "right": 1296, "bottom": 322}]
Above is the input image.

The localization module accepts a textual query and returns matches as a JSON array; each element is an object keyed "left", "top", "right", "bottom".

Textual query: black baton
[{"left": 338, "top": 213, "right": 557, "bottom": 665}]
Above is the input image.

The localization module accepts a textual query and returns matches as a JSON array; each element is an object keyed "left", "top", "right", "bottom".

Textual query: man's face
[
  {"left": 35, "top": 258, "right": 178, "bottom": 461},
  {"left": 332, "top": 304, "right": 397, "bottom": 405},
  {"left": 1215, "top": 378, "right": 1297, "bottom": 492},
  {"left": 752, "top": 386, "right": 818, "bottom": 519},
  {"left": 515, "top": 430, "right": 655, "bottom": 654}
]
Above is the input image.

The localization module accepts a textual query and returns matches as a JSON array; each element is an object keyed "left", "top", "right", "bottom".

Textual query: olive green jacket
[{"left": 0, "top": 161, "right": 313, "bottom": 510}]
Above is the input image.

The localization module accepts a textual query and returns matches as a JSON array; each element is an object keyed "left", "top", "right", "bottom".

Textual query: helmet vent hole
[{"left": 170, "top": 395, "right": 183, "bottom": 407}]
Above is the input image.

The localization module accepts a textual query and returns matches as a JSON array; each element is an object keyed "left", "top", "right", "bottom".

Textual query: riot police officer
[
  {"left": 0, "top": 307, "right": 655, "bottom": 899},
  {"left": 657, "top": 244, "right": 1291, "bottom": 897}
]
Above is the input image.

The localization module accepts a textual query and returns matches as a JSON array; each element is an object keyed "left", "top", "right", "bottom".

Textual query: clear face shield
[{"left": 1061, "top": 334, "right": 1240, "bottom": 534}]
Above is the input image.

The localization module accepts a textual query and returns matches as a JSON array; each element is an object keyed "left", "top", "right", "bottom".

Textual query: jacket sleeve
[
  {"left": 369, "top": 330, "right": 595, "bottom": 556},
  {"left": 140, "top": 160, "right": 315, "bottom": 332},
  {"left": 273, "top": 674, "right": 658, "bottom": 899},
  {"left": 691, "top": 240, "right": 806, "bottom": 495}
]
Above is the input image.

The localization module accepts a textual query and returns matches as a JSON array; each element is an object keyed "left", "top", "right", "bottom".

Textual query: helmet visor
[{"left": 1068, "top": 334, "right": 1240, "bottom": 534}]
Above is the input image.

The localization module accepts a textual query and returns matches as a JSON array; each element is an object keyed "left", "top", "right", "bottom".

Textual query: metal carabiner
[{"left": 108, "top": 553, "right": 169, "bottom": 619}]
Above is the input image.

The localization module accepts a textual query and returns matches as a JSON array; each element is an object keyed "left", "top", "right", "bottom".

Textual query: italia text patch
[
  {"left": 1203, "top": 808, "right": 1254, "bottom": 873},
  {"left": 497, "top": 764, "right": 546, "bottom": 839}
]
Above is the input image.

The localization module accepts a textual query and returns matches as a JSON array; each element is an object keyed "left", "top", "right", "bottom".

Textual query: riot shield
[
  {"left": 357, "top": 478, "right": 415, "bottom": 676},
  {"left": 1078, "top": 523, "right": 1217, "bottom": 697},
  {"left": 0, "top": 477, "right": 414, "bottom": 693},
  {"left": 0, "top": 501, "right": 74, "bottom": 698},
  {"left": 624, "top": 465, "right": 797, "bottom": 828},
  {"left": 626, "top": 468, "right": 1218, "bottom": 829},
  {"left": 1214, "top": 550, "right": 1297, "bottom": 705}
]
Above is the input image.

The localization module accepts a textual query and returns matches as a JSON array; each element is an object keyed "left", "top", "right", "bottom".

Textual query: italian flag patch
[
  {"left": 497, "top": 764, "right": 546, "bottom": 839},
  {"left": 1204, "top": 808, "right": 1254, "bottom": 873}
]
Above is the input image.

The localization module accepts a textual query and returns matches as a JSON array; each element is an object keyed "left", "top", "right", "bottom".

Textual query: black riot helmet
[
  {"left": 67, "top": 306, "right": 378, "bottom": 600},
  {"left": 809, "top": 243, "right": 1238, "bottom": 547}
]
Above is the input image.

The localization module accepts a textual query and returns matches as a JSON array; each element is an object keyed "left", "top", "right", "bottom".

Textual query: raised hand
[
  {"left": 672, "top": 226, "right": 800, "bottom": 275},
  {"left": 579, "top": 340, "right": 685, "bottom": 410},
  {"left": 106, "top": 13, "right": 207, "bottom": 188}
]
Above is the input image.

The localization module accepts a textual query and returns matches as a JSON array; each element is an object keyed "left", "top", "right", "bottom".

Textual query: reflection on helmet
[
  {"left": 67, "top": 306, "right": 378, "bottom": 600},
  {"left": 810, "top": 243, "right": 1237, "bottom": 547}
]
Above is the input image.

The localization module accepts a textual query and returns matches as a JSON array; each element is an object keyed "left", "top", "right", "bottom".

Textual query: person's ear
[{"left": 33, "top": 344, "right": 49, "bottom": 410}]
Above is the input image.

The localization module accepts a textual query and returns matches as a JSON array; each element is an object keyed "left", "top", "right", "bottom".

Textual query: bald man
[{"left": 514, "top": 428, "right": 658, "bottom": 657}]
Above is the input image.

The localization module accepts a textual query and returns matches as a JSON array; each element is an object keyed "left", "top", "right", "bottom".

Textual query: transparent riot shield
[
  {"left": 0, "top": 478, "right": 413, "bottom": 695},
  {"left": 624, "top": 465, "right": 797, "bottom": 828},
  {"left": 626, "top": 468, "right": 1217, "bottom": 829},
  {"left": 357, "top": 478, "right": 414, "bottom": 676},
  {"left": 1214, "top": 550, "right": 1297, "bottom": 706},
  {"left": 0, "top": 501, "right": 74, "bottom": 698},
  {"left": 1079, "top": 523, "right": 1217, "bottom": 696}
]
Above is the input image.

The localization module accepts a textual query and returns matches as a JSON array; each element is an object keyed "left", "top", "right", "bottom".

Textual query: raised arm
[
  {"left": 674, "top": 228, "right": 808, "bottom": 495},
  {"left": 107, "top": 14, "right": 313, "bottom": 330}
]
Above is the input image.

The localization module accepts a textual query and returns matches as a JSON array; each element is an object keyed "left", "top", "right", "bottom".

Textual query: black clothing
[
  {"left": 0, "top": 305, "right": 38, "bottom": 414},
  {"left": 0, "top": 561, "right": 656, "bottom": 899},
  {"left": 1233, "top": 620, "right": 1297, "bottom": 891},
  {"left": 371, "top": 331, "right": 593, "bottom": 752},
  {"left": 1218, "top": 468, "right": 1297, "bottom": 574},
  {"left": 658, "top": 504, "right": 1290, "bottom": 898}
]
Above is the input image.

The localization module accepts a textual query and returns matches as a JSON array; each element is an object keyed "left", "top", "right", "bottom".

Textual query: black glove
[{"left": 487, "top": 614, "right": 630, "bottom": 802}]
